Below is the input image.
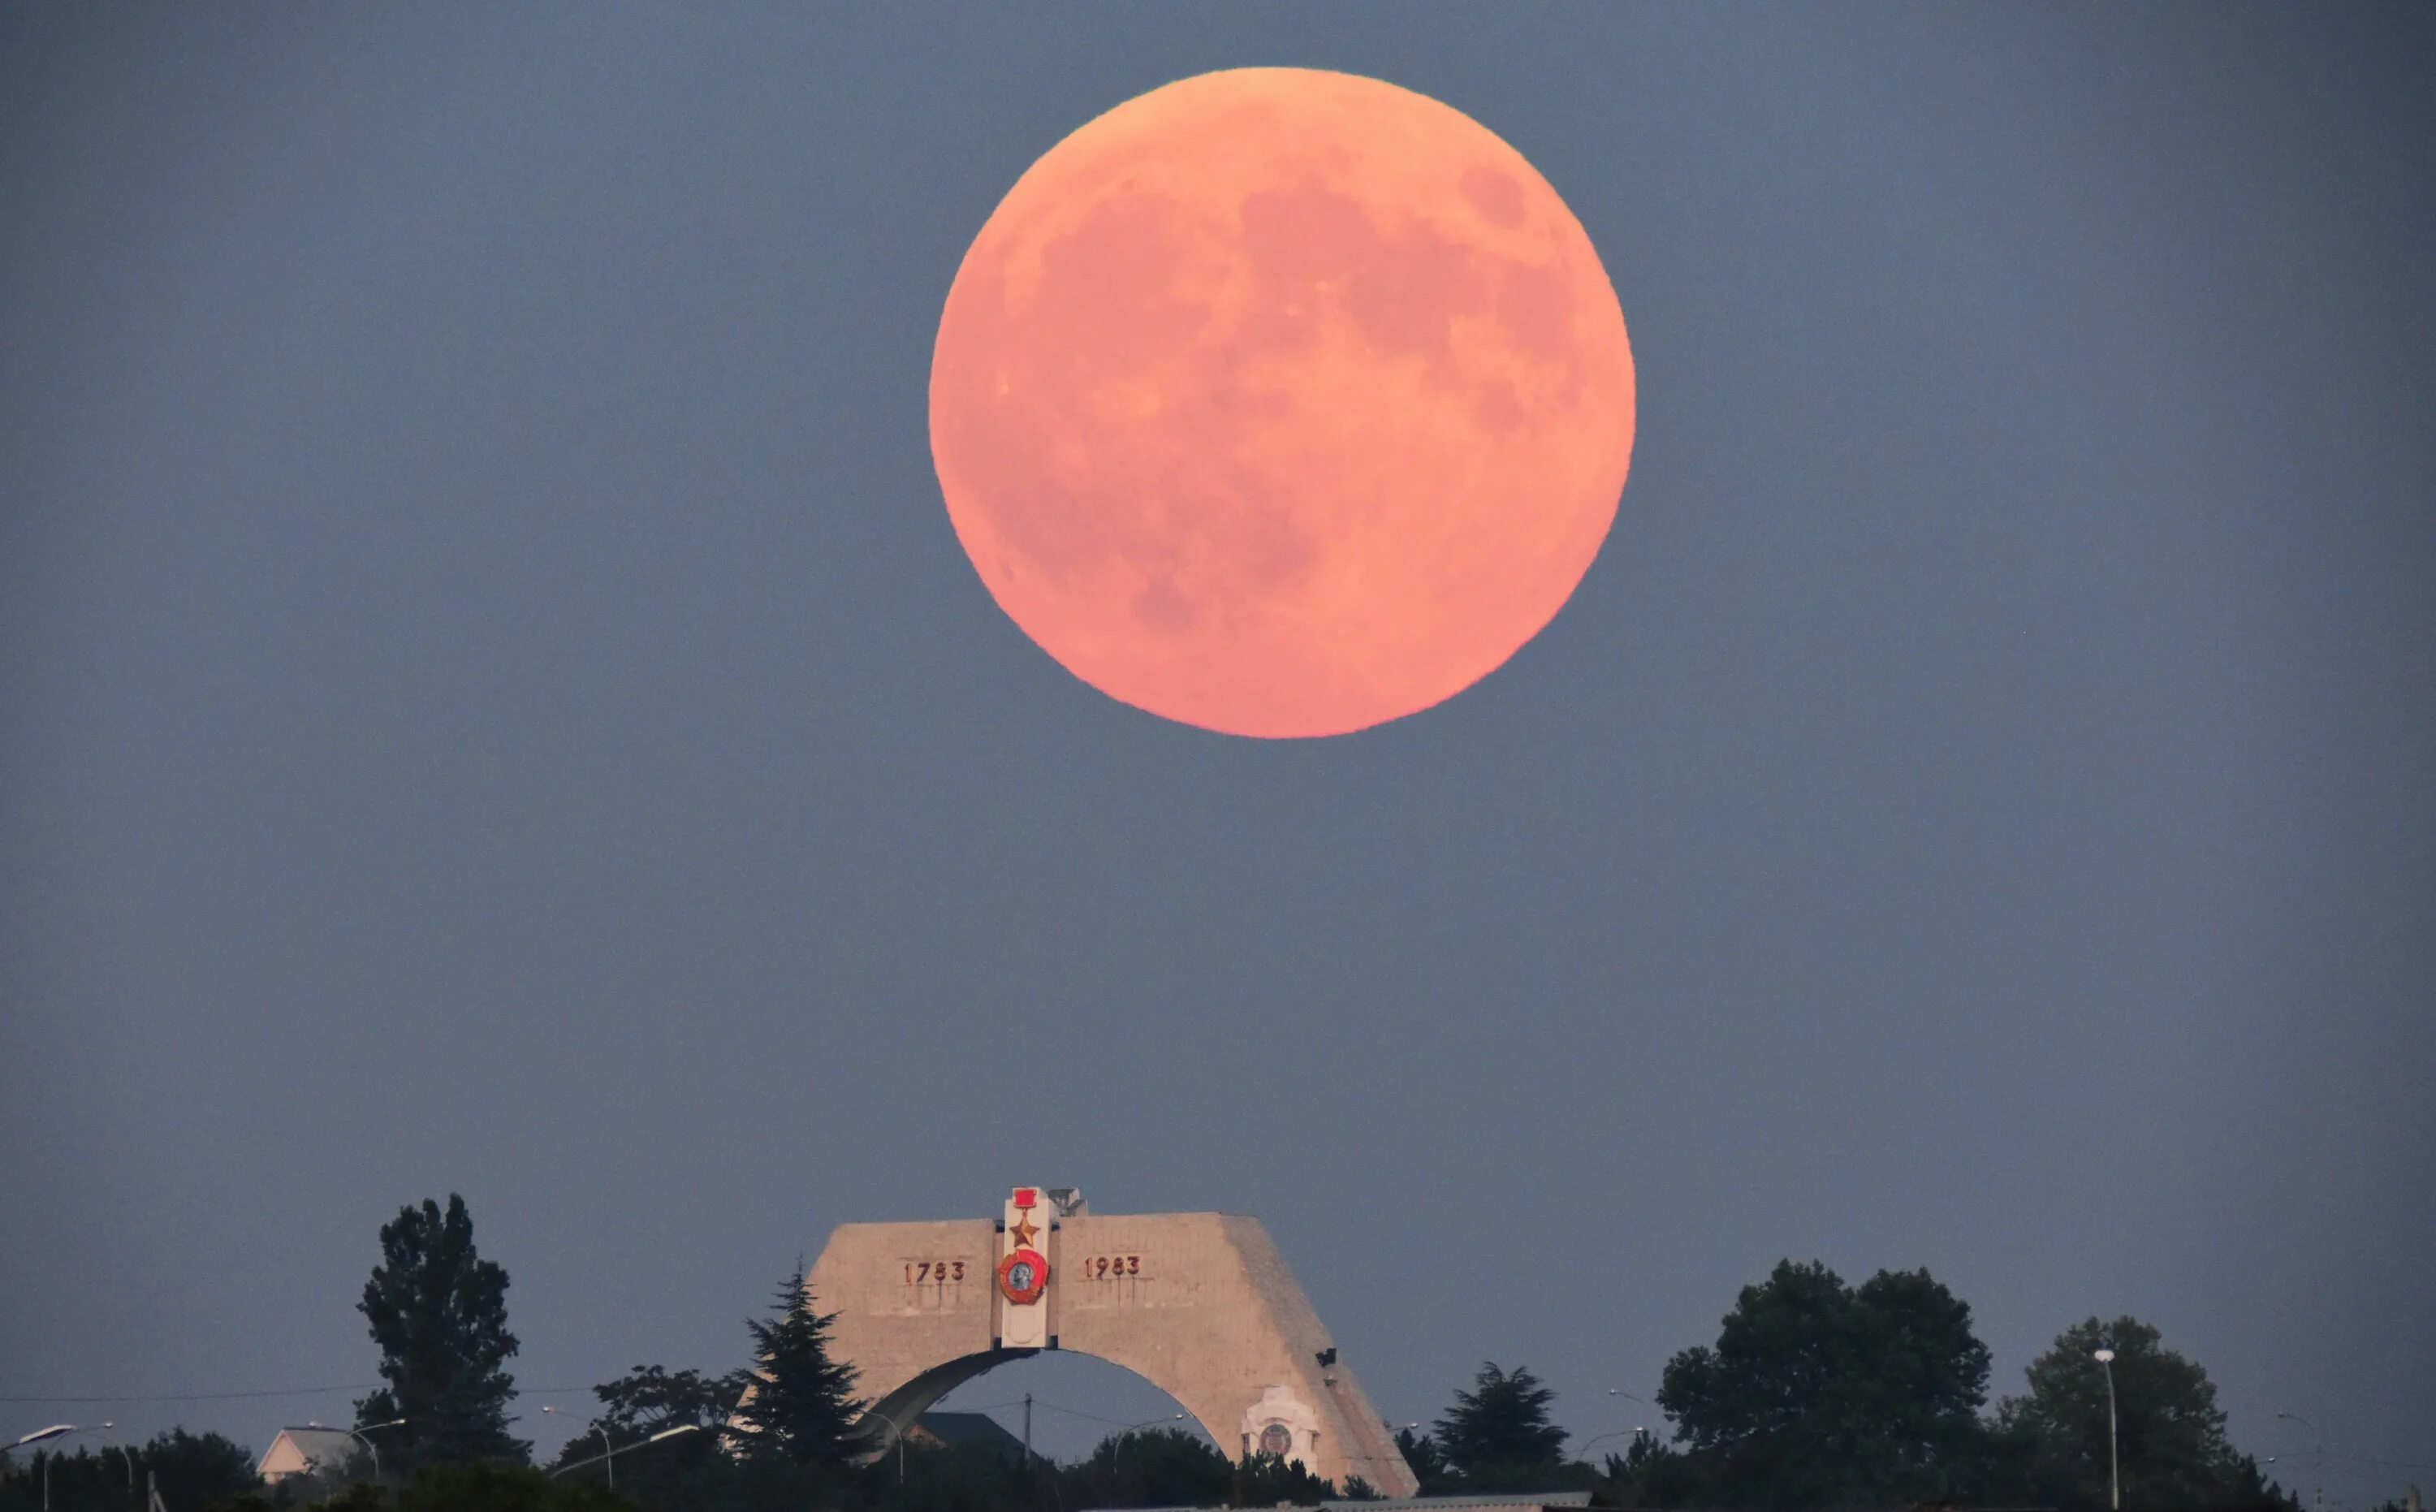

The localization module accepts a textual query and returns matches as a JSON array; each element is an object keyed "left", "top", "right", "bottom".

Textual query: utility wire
[
  {"left": 944, "top": 1396, "right": 1189, "bottom": 1432},
  {"left": 1028, "top": 1399, "right": 1153, "bottom": 1429},
  {"left": 2, "top": 1384, "right": 597, "bottom": 1405},
  {"left": 0, "top": 1385, "right": 378, "bottom": 1404},
  {"left": 2316, "top": 1449, "right": 2436, "bottom": 1472}
]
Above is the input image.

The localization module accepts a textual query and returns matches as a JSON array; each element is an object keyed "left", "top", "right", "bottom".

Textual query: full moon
[{"left": 931, "top": 67, "right": 1635, "bottom": 738}]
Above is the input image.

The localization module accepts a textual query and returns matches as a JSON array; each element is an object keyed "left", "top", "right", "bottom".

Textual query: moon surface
[{"left": 931, "top": 67, "right": 1635, "bottom": 738}]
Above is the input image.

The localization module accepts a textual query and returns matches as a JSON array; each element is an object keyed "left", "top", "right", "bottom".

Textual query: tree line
[
  {"left": 1396, "top": 1262, "right": 2300, "bottom": 1511},
  {"left": 2, "top": 1197, "right": 2383, "bottom": 1512}
]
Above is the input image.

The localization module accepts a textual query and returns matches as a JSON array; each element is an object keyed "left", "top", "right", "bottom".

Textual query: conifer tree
[
  {"left": 732, "top": 1260, "right": 863, "bottom": 1467},
  {"left": 1434, "top": 1362, "right": 1569, "bottom": 1488}
]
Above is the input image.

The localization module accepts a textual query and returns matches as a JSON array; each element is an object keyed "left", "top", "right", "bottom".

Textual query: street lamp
[
  {"left": 848, "top": 1412, "right": 906, "bottom": 1484},
  {"left": 2093, "top": 1349, "right": 2119, "bottom": 1512},
  {"left": 1603, "top": 1390, "right": 1661, "bottom": 1454},
  {"left": 1112, "top": 1414, "right": 1186, "bottom": 1466},
  {"left": 2275, "top": 1412, "right": 2323, "bottom": 1512},
  {"left": 1584, "top": 1393, "right": 1661, "bottom": 1470},
  {"left": 547, "top": 1423, "right": 700, "bottom": 1483},
  {"left": 1579, "top": 1428, "right": 1652, "bottom": 1459},
  {"left": 4, "top": 1428, "right": 74, "bottom": 1512},
  {"left": 6, "top": 1422, "right": 112, "bottom": 1512},
  {"left": 5, "top": 1427, "right": 76, "bottom": 1453},
  {"left": 350, "top": 1418, "right": 407, "bottom": 1480},
  {"left": 542, "top": 1406, "right": 616, "bottom": 1489}
]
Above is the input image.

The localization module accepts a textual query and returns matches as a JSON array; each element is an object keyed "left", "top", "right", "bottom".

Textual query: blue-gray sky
[{"left": 3, "top": 4, "right": 2431, "bottom": 1498}]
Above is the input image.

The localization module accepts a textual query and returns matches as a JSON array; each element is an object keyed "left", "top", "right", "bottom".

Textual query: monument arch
[{"left": 806, "top": 1186, "right": 1419, "bottom": 1497}]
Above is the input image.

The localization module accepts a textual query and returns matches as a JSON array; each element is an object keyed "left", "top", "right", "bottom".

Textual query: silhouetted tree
[
  {"left": 1657, "top": 1259, "right": 1991, "bottom": 1507},
  {"left": 1433, "top": 1362, "right": 1570, "bottom": 1489},
  {"left": 1394, "top": 1424, "right": 1449, "bottom": 1491},
  {"left": 207, "top": 1462, "right": 631, "bottom": 1512},
  {"left": 356, "top": 1194, "right": 526, "bottom": 1468},
  {"left": 542, "top": 1364, "right": 741, "bottom": 1506},
  {"left": 5, "top": 1449, "right": 123, "bottom": 1512},
  {"left": 393, "top": 1462, "right": 629, "bottom": 1511},
  {"left": 888, "top": 1435, "right": 1042, "bottom": 1512},
  {"left": 554, "top": 1363, "right": 740, "bottom": 1464},
  {"left": 1, "top": 1429, "right": 261, "bottom": 1512},
  {"left": 1236, "top": 1449, "right": 1339, "bottom": 1506},
  {"left": 1059, "top": 1426, "right": 1231, "bottom": 1510},
  {"left": 1595, "top": 1429, "right": 1705, "bottom": 1510},
  {"left": 728, "top": 1260, "right": 862, "bottom": 1469},
  {"left": 1998, "top": 1316, "right": 2284, "bottom": 1510},
  {"left": 146, "top": 1429, "right": 263, "bottom": 1507}
]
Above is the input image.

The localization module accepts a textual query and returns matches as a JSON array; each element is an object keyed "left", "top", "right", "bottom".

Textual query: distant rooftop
[
  {"left": 256, "top": 1426, "right": 365, "bottom": 1483},
  {"left": 1321, "top": 1497, "right": 1593, "bottom": 1511},
  {"left": 1129, "top": 1496, "right": 1592, "bottom": 1512},
  {"left": 905, "top": 1410, "right": 1029, "bottom": 1462}
]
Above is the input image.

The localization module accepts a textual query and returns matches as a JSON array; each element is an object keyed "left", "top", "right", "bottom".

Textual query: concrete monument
[{"left": 805, "top": 1186, "right": 1419, "bottom": 1497}]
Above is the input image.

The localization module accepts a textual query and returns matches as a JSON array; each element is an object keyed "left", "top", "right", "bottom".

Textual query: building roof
[
  {"left": 1320, "top": 1497, "right": 1594, "bottom": 1511},
  {"left": 905, "top": 1410, "right": 1030, "bottom": 1460},
  {"left": 256, "top": 1427, "right": 365, "bottom": 1480},
  {"left": 1130, "top": 1497, "right": 1592, "bottom": 1512}
]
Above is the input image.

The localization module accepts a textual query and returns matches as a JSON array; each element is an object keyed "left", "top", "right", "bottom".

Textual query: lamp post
[
  {"left": 7, "top": 1422, "right": 111, "bottom": 1512},
  {"left": 542, "top": 1406, "right": 616, "bottom": 1489},
  {"left": 1605, "top": 1389, "right": 1660, "bottom": 1461},
  {"left": 349, "top": 1418, "right": 407, "bottom": 1481},
  {"left": 1586, "top": 1395, "right": 1656, "bottom": 1473},
  {"left": 1579, "top": 1428, "right": 1652, "bottom": 1460},
  {"left": 1112, "top": 1413, "right": 1186, "bottom": 1467},
  {"left": 548, "top": 1423, "right": 699, "bottom": 1482},
  {"left": 2276, "top": 1412, "right": 2323, "bottom": 1512},
  {"left": 2093, "top": 1348, "right": 2119, "bottom": 1512},
  {"left": 113, "top": 1443, "right": 136, "bottom": 1494},
  {"left": 849, "top": 1411, "right": 905, "bottom": 1484},
  {"left": 6, "top": 1427, "right": 77, "bottom": 1454}
]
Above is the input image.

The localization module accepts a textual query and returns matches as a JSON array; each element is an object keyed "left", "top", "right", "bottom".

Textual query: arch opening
[
  {"left": 809, "top": 1199, "right": 1418, "bottom": 1496},
  {"left": 859, "top": 1348, "right": 1218, "bottom": 1465}
]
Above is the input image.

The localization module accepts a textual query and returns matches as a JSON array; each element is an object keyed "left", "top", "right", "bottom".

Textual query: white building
[{"left": 255, "top": 1426, "right": 365, "bottom": 1483}]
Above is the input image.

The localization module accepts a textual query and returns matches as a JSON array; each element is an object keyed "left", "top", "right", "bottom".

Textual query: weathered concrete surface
[{"left": 806, "top": 1196, "right": 1417, "bottom": 1497}]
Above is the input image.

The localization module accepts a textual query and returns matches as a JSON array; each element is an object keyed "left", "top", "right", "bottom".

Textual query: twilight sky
[{"left": 2, "top": 5, "right": 2430, "bottom": 1499}]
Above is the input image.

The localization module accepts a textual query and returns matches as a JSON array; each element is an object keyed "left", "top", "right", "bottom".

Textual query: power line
[
  {"left": 942, "top": 1395, "right": 1177, "bottom": 1432},
  {"left": 1028, "top": 1399, "right": 1148, "bottom": 1429},
  {"left": 0, "top": 1385, "right": 378, "bottom": 1404},
  {"left": 1, "top": 1384, "right": 598, "bottom": 1406},
  {"left": 2318, "top": 1449, "right": 2436, "bottom": 1473}
]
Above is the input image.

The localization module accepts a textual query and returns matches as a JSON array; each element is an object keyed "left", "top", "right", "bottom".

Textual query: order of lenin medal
[{"left": 999, "top": 1247, "right": 1049, "bottom": 1305}]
